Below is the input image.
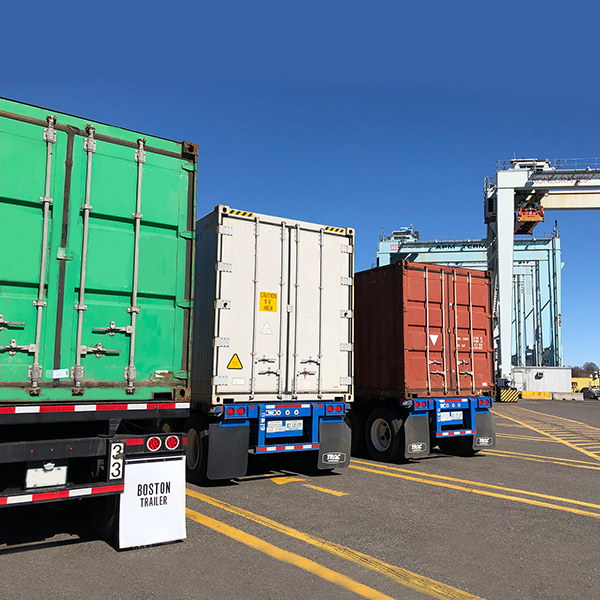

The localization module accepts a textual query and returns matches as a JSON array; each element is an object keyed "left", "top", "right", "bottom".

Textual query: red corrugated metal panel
[{"left": 355, "top": 261, "right": 494, "bottom": 399}]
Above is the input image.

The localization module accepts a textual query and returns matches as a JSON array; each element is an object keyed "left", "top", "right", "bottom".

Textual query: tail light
[
  {"left": 327, "top": 405, "right": 334, "bottom": 413},
  {"left": 236, "top": 407, "right": 246, "bottom": 416},
  {"left": 165, "top": 435, "right": 180, "bottom": 450},
  {"left": 227, "top": 407, "right": 235, "bottom": 416},
  {"left": 147, "top": 436, "right": 161, "bottom": 452}
]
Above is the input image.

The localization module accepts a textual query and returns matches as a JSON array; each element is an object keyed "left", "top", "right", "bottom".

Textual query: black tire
[
  {"left": 185, "top": 414, "right": 209, "bottom": 485},
  {"left": 87, "top": 494, "right": 119, "bottom": 541},
  {"left": 438, "top": 436, "right": 478, "bottom": 457},
  {"left": 365, "top": 406, "right": 405, "bottom": 462},
  {"left": 346, "top": 409, "right": 366, "bottom": 457}
]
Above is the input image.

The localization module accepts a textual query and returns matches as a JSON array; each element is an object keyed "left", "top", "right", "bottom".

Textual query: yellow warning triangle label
[{"left": 227, "top": 353, "right": 243, "bottom": 369}]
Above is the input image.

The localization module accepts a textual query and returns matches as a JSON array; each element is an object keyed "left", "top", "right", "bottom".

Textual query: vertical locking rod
[
  {"left": 440, "top": 270, "right": 448, "bottom": 394},
  {"left": 468, "top": 273, "right": 476, "bottom": 394},
  {"left": 453, "top": 272, "right": 461, "bottom": 395},
  {"left": 291, "top": 225, "right": 300, "bottom": 395},
  {"left": 249, "top": 217, "right": 260, "bottom": 397},
  {"left": 125, "top": 138, "right": 145, "bottom": 393},
  {"left": 425, "top": 267, "right": 431, "bottom": 394},
  {"left": 30, "top": 116, "right": 57, "bottom": 392},
  {"left": 73, "top": 126, "right": 96, "bottom": 389},
  {"left": 277, "top": 222, "right": 286, "bottom": 395},
  {"left": 317, "top": 230, "right": 324, "bottom": 396}
]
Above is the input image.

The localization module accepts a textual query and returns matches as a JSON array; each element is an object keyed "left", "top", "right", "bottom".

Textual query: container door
[
  {"left": 215, "top": 215, "right": 288, "bottom": 396},
  {"left": 287, "top": 227, "right": 353, "bottom": 397},
  {"left": 0, "top": 115, "right": 66, "bottom": 389},
  {"left": 62, "top": 134, "right": 190, "bottom": 394},
  {"left": 447, "top": 269, "right": 493, "bottom": 395},
  {"left": 404, "top": 265, "right": 452, "bottom": 396}
]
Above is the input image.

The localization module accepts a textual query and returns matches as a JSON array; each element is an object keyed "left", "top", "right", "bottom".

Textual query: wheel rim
[
  {"left": 370, "top": 418, "right": 391, "bottom": 452},
  {"left": 186, "top": 427, "right": 199, "bottom": 470}
]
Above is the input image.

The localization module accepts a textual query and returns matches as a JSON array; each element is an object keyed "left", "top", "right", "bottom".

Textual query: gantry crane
[{"left": 485, "top": 158, "right": 600, "bottom": 387}]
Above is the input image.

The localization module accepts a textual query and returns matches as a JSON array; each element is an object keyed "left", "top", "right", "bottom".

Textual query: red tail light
[
  {"left": 236, "top": 407, "right": 246, "bottom": 415},
  {"left": 147, "top": 436, "right": 161, "bottom": 452},
  {"left": 327, "top": 405, "right": 333, "bottom": 413},
  {"left": 334, "top": 405, "right": 342, "bottom": 413},
  {"left": 165, "top": 435, "right": 180, "bottom": 450},
  {"left": 227, "top": 408, "right": 235, "bottom": 416}
]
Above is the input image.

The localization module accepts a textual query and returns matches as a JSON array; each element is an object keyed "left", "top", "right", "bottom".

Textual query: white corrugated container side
[
  {"left": 512, "top": 367, "right": 572, "bottom": 393},
  {"left": 192, "top": 206, "right": 354, "bottom": 405}
]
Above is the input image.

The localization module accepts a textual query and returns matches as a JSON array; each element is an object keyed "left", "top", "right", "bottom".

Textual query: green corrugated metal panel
[{"left": 0, "top": 97, "right": 197, "bottom": 402}]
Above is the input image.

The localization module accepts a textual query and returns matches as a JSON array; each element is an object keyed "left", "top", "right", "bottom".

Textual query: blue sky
[{"left": 2, "top": 1, "right": 598, "bottom": 367}]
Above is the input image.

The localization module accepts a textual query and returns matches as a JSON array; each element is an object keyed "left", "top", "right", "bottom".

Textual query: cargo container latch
[
  {"left": 0, "top": 315, "right": 26, "bottom": 331},
  {"left": 92, "top": 321, "right": 133, "bottom": 337},
  {"left": 81, "top": 343, "right": 121, "bottom": 358}
]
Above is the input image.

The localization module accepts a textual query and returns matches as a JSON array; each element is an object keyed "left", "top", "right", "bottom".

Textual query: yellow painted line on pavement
[
  {"left": 186, "top": 508, "right": 395, "bottom": 600},
  {"left": 348, "top": 462, "right": 600, "bottom": 519},
  {"left": 497, "top": 433, "right": 559, "bottom": 443},
  {"left": 271, "top": 476, "right": 307, "bottom": 485},
  {"left": 491, "top": 410, "right": 600, "bottom": 462},
  {"left": 303, "top": 484, "right": 348, "bottom": 496},
  {"left": 512, "top": 406, "right": 600, "bottom": 431},
  {"left": 186, "top": 489, "right": 484, "bottom": 600},
  {"left": 485, "top": 449, "right": 600, "bottom": 471},
  {"left": 484, "top": 449, "right": 599, "bottom": 465}
]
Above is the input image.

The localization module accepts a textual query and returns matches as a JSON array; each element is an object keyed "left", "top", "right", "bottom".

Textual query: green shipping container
[{"left": 0, "top": 98, "right": 197, "bottom": 403}]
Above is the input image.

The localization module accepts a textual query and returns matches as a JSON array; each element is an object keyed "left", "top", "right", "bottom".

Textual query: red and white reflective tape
[
  {"left": 436, "top": 430, "right": 476, "bottom": 438},
  {"left": 256, "top": 443, "right": 319, "bottom": 453},
  {"left": 0, "top": 402, "right": 190, "bottom": 415},
  {"left": 0, "top": 483, "right": 124, "bottom": 506}
]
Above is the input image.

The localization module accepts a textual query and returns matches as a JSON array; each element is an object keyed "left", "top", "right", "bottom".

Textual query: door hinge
[
  {"left": 340, "top": 343, "right": 353, "bottom": 351},
  {"left": 182, "top": 163, "right": 197, "bottom": 172},
  {"left": 179, "top": 230, "right": 194, "bottom": 240},
  {"left": 214, "top": 337, "right": 230, "bottom": 347},
  {"left": 340, "top": 310, "right": 353, "bottom": 319},
  {"left": 341, "top": 277, "right": 353, "bottom": 286},
  {"left": 217, "top": 262, "right": 232, "bottom": 273},
  {"left": 218, "top": 226, "right": 234, "bottom": 236},
  {"left": 175, "top": 371, "right": 190, "bottom": 379},
  {"left": 177, "top": 300, "right": 193, "bottom": 308},
  {"left": 339, "top": 377, "right": 352, "bottom": 386},
  {"left": 213, "top": 376, "right": 228, "bottom": 386}
]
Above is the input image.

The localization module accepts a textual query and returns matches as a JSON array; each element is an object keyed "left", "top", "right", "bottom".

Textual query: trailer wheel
[
  {"left": 365, "top": 407, "right": 404, "bottom": 462},
  {"left": 87, "top": 494, "right": 119, "bottom": 541},
  {"left": 438, "top": 436, "right": 478, "bottom": 456},
  {"left": 185, "top": 415, "right": 209, "bottom": 484}
]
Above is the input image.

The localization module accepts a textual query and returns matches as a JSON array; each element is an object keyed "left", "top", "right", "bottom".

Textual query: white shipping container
[
  {"left": 192, "top": 206, "right": 354, "bottom": 405},
  {"left": 512, "top": 367, "right": 572, "bottom": 393}
]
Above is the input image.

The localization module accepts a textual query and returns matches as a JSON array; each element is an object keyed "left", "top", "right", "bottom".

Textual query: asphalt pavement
[{"left": 1, "top": 398, "right": 599, "bottom": 600}]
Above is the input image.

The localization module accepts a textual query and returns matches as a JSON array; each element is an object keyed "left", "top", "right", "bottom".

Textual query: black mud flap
[
  {"left": 404, "top": 414, "right": 430, "bottom": 459},
  {"left": 207, "top": 423, "right": 249, "bottom": 480},
  {"left": 473, "top": 412, "right": 496, "bottom": 450},
  {"left": 318, "top": 421, "right": 351, "bottom": 470}
]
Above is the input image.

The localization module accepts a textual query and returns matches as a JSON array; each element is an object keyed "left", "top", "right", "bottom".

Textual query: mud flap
[
  {"left": 318, "top": 420, "right": 351, "bottom": 469},
  {"left": 473, "top": 411, "right": 496, "bottom": 450},
  {"left": 404, "top": 414, "right": 430, "bottom": 459},
  {"left": 207, "top": 423, "right": 249, "bottom": 480}
]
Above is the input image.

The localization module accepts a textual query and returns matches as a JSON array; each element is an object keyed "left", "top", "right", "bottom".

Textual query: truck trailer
[
  {"left": 351, "top": 260, "right": 496, "bottom": 461},
  {"left": 0, "top": 97, "right": 196, "bottom": 548},
  {"left": 166, "top": 206, "right": 354, "bottom": 481}
]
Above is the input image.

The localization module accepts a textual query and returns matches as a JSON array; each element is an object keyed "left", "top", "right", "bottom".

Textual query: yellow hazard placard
[
  {"left": 259, "top": 291, "right": 278, "bottom": 313},
  {"left": 227, "top": 354, "right": 243, "bottom": 369}
]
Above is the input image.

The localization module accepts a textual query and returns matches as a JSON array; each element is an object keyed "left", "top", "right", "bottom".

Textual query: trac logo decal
[
  {"left": 408, "top": 442, "right": 427, "bottom": 453},
  {"left": 475, "top": 437, "right": 494, "bottom": 446},
  {"left": 322, "top": 452, "right": 346, "bottom": 464}
]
